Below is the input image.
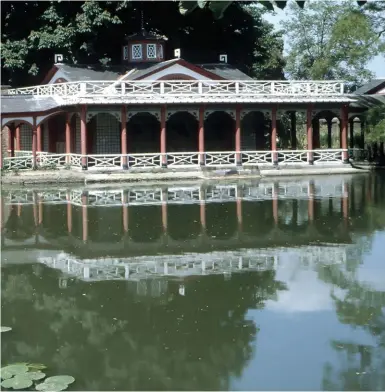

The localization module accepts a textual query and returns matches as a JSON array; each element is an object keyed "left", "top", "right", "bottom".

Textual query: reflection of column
[
  {"left": 308, "top": 181, "right": 315, "bottom": 222},
  {"left": 66, "top": 191, "right": 73, "bottom": 234},
  {"left": 342, "top": 182, "right": 349, "bottom": 225},
  {"left": 235, "top": 105, "right": 242, "bottom": 166},
  {"left": 198, "top": 106, "right": 205, "bottom": 166},
  {"left": 160, "top": 105, "right": 167, "bottom": 168},
  {"left": 272, "top": 183, "right": 279, "bottom": 225},
  {"left": 17, "top": 204, "right": 22, "bottom": 217},
  {"left": 236, "top": 186, "right": 243, "bottom": 231},
  {"left": 122, "top": 191, "right": 129, "bottom": 233},
  {"left": 38, "top": 196, "right": 43, "bottom": 225},
  {"left": 82, "top": 192, "right": 88, "bottom": 242},
  {"left": 307, "top": 105, "right": 313, "bottom": 164},
  {"left": 292, "top": 199, "right": 298, "bottom": 226},
  {"left": 161, "top": 189, "right": 168, "bottom": 232},
  {"left": 199, "top": 188, "right": 206, "bottom": 231}
]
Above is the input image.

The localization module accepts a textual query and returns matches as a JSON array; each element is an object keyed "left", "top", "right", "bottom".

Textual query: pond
[{"left": 1, "top": 174, "right": 385, "bottom": 391}]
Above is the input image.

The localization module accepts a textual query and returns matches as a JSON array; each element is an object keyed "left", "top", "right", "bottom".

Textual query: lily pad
[
  {"left": 1, "top": 375, "right": 33, "bottom": 389},
  {"left": 1, "top": 369, "right": 14, "bottom": 380},
  {"left": 26, "top": 364, "right": 47, "bottom": 371},
  {"left": 25, "top": 372, "right": 46, "bottom": 381},
  {"left": 45, "top": 376, "right": 75, "bottom": 385},
  {"left": 1, "top": 326, "right": 12, "bottom": 332},
  {"left": 1, "top": 365, "right": 29, "bottom": 376},
  {"left": 35, "top": 381, "right": 68, "bottom": 391}
]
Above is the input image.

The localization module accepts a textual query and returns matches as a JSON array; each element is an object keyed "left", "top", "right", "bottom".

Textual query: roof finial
[{"left": 141, "top": 9, "right": 145, "bottom": 34}]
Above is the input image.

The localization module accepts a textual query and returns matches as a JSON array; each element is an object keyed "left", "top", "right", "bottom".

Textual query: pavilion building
[{"left": 0, "top": 31, "right": 382, "bottom": 171}]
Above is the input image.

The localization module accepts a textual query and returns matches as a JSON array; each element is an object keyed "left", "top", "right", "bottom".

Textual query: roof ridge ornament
[{"left": 54, "top": 54, "right": 64, "bottom": 64}]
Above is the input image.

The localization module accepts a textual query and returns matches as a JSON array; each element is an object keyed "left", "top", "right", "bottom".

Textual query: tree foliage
[
  {"left": 1, "top": 1, "right": 284, "bottom": 87},
  {"left": 364, "top": 105, "right": 385, "bottom": 142},
  {"left": 281, "top": 0, "right": 384, "bottom": 85}
]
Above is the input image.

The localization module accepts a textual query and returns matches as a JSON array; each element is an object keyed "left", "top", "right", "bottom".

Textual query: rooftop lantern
[{"left": 122, "top": 30, "right": 168, "bottom": 64}]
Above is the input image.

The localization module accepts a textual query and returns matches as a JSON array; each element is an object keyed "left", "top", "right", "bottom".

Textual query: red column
[
  {"left": 32, "top": 118, "right": 37, "bottom": 168},
  {"left": 235, "top": 106, "right": 242, "bottom": 166},
  {"left": 65, "top": 113, "right": 71, "bottom": 164},
  {"left": 80, "top": 105, "right": 87, "bottom": 169},
  {"left": 7, "top": 126, "right": 12, "bottom": 156},
  {"left": 307, "top": 106, "right": 313, "bottom": 164},
  {"left": 121, "top": 106, "right": 128, "bottom": 169},
  {"left": 199, "top": 106, "right": 205, "bottom": 166},
  {"left": 340, "top": 104, "right": 349, "bottom": 163},
  {"left": 37, "top": 125, "right": 42, "bottom": 152},
  {"left": 15, "top": 125, "right": 21, "bottom": 151},
  {"left": 271, "top": 106, "right": 278, "bottom": 165},
  {"left": 9, "top": 125, "right": 15, "bottom": 157},
  {"left": 160, "top": 105, "right": 167, "bottom": 167}
]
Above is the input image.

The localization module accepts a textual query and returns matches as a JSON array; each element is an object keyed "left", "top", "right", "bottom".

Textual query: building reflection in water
[
  {"left": 0, "top": 175, "right": 372, "bottom": 291},
  {"left": 1, "top": 174, "right": 385, "bottom": 391}
]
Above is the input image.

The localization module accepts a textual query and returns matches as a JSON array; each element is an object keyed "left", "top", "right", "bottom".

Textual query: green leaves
[{"left": 35, "top": 375, "right": 75, "bottom": 391}]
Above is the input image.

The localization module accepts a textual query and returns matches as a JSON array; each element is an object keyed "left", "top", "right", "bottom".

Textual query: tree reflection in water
[{"left": 1, "top": 265, "right": 286, "bottom": 391}]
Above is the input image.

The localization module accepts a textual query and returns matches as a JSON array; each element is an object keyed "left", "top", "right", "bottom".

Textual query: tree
[
  {"left": 281, "top": 0, "right": 383, "bottom": 86},
  {"left": 364, "top": 105, "right": 385, "bottom": 143},
  {"left": 1, "top": 1, "right": 284, "bottom": 86},
  {"left": 178, "top": 1, "right": 367, "bottom": 19}
]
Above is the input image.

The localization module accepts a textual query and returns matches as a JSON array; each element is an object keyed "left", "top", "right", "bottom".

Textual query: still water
[{"left": 1, "top": 174, "right": 385, "bottom": 391}]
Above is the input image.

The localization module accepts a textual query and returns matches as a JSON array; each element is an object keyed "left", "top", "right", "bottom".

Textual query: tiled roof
[
  {"left": 1, "top": 96, "right": 62, "bottom": 114},
  {"left": 354, "top": 79, "right": 385, "bottom": 95},
  {"left": 198, "top": 63, "right": 253, "bottom": 80}
]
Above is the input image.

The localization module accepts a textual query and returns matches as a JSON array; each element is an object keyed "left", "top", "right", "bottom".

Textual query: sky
[{"left": 261, "top": 7, "right": 385, "bottom": 79}]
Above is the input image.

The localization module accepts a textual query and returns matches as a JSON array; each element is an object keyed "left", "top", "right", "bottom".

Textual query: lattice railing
[
  {"left": 167, "top": 152, "right": 200, "bottom": 167},
  {"left": 205, "top": 151, "right": 236, "bottom": 166},
  {"left": 242, "top": 151, "right": 273, "bottom": 165},
  {"left": 128, "top": 153, "right": 162, "bottom": 168},
  {"left": 5, "top": 80, "right": 345, "bottom": 98},
  {"left": 2, "top": 149, "right": 347, "bottom": 170},
  {"left": 313, "top": 149, "right": 344, "bottom": 164}
]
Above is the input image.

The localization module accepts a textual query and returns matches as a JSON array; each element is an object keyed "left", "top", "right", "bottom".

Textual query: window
[
  {"left": 158, "top": 44, "right": 163, "bottom": 59},
  {"left": 123, "top": 46, "right": 129, "bottom": 60},
  {"left": 131, "top": 44, "right": 142, "bottom": 60},
  {"left": 147, "top": 44, "right": 156, "bottom": 59}
]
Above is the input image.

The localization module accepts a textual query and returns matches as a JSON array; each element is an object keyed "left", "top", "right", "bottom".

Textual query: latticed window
[
  {"left": 132, "top": 44, "right": 142, "bottom": 60},
  {"left": 147, "top": 44, "right": 156, "bottom": 59},
  {"left": 123, "top": 46, "right": 129, "bottom": 60}
]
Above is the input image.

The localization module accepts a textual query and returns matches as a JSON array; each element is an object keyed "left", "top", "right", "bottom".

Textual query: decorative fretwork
[{"left": 4, "top": 81, "right": 350, "bottom": 106}]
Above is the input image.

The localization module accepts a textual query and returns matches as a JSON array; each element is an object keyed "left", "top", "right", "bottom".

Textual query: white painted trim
[
  {"left": 47, "top": 69, "right": 69, "bottom": 84},
  {"left": 141, "top": 63, "right": 213, "bottom": 81},
  {"left": 2, "top": 116, "right": 33, "bottom": 127}
]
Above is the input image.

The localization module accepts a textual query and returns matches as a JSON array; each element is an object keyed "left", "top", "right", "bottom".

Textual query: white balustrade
[
  {"left": 313, "top": 149, "right": 345, "bottom": 164},
  {"left": 2, "top": 149, "right": 347, "bottom": 171},
  {"left": 205, "top": 151, "right": 236, "bottom": 166},
  {"left": 242, "top": 151, "right": 272, "bottom": 165},
  {"left": 167, "top": 152, "right": 200, "bottom": 167},
  {"left": 5, "top": 80, "right": 346, "bottom": 100}
]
